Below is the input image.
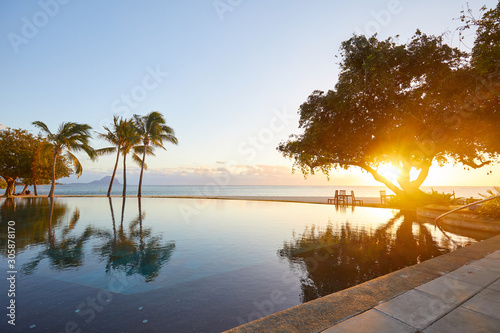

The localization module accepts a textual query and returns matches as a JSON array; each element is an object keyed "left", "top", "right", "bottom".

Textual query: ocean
[{"left": 25, "top": 184, "right": 496, "bottom": 198}]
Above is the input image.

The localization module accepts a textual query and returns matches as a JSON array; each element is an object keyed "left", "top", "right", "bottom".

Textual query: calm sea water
[
  {"left": 30, "top": 184, "right": 495, "bottom": 198},
  {"left": 0, "top": 197, "right": 497, "bottom": 332}
]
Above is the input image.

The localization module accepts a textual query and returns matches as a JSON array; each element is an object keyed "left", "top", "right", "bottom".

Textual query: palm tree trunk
[
  {"left": 122, "top": 153, "right": 127, "bottom": 197},
  {"left": 49, "top": 150, "right": 58, "bottom": 198},
  {"left": 137, "top": 146, "right": 147, "bottom": 197},
  {"left": 108, "top": 148, "right": 120, "bottom": 197},
  {"left": 33, "top": 148, "right": 39, "bottom": 196}
]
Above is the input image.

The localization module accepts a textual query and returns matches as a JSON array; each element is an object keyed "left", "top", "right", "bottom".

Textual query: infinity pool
[{"left": 0, "top": 197, "right": 494, "bottom": 332}]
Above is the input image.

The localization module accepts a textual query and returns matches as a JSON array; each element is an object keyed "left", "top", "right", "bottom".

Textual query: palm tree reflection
[
  {"left": 98, "top": 198, "right": 176, "bottom": 282},
  {"left": 278, "top": 211, "right": 471, "bottom": 303},
  {"left": 0, "top": 197, "right": 175, "bottom": 282}
]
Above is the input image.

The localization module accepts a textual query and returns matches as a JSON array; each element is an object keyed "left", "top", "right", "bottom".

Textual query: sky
[{"left": 0, "top": 0, "right": 499, "bottom": 186}]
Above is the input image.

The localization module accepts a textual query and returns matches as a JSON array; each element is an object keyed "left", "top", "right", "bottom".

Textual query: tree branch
[
  {"left": 460, "top": 158, "right": 492, "bottom": 169},
  {"left": 360, "top": 163, "right": 404, "bottom": 195},
  {"left": 410, "top": 162, "right": 432, "bottom": 189}
]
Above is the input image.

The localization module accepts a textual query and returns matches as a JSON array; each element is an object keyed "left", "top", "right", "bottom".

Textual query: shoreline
[{"left": 1, "top": 194, "right": 388, "bottom": 208}]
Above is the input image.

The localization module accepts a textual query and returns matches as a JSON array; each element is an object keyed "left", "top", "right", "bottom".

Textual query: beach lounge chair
[
  {"left": 337, "top": 190, "right": 348, "bottom": 205},
  {"left": 380, "top": 190, "right": 394, "bottom": 204},
  {"left": 351, "top": 191, "right": 363, "bottom": 206}
]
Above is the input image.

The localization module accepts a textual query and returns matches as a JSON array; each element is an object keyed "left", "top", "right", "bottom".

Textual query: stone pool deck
[{"left": 226, "top": 234, "right": 500, "bottom": 333}]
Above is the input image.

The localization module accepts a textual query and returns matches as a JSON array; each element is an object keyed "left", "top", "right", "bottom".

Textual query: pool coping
[{"left": 224, "top": 234, "right": 500, "bottom": 333}]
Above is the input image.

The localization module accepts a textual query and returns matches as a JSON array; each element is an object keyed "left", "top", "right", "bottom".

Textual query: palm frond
[
  {"left": 132, "top": 153, "right": 147, "bottom": 169},
  {"left": 134, "top": 145, "right": 156, "bottom": 156},
  {"left": 95, "top": 147, "right": 118, "bottom": 156},
  {"left": 66, "top": 151, "right": 83, "bottom": 177},
  {"left": 32, "top": 121, "right": 53, "bottom": 137}
]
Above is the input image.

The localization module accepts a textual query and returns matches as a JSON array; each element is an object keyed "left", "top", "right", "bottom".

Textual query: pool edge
[{"left": 224, "top": 234, "right": 500, "bottom": 333}]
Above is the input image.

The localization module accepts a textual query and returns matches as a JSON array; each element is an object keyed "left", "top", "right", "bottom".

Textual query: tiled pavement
[{"left": 323, "top": 250, "right": 500, "bottom": 333}]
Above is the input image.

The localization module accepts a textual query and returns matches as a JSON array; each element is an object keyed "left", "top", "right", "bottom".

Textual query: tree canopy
[
  {"left": 0, "top": 128, "right": 72, "bottom": 196},
  {"left": 0, "top": 128, "right": 37, "bottom": 195},
  {"left": 278, "top": 3, "right": 500, "bottom": 199}
]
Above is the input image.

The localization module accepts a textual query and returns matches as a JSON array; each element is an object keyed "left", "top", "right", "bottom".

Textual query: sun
[{"left": 377, "top": 164, "right": 401, "bottom": 184}]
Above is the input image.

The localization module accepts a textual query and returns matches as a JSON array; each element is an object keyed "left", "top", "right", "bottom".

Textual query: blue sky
[{"left": 1, "top": 0, "right": 498, "bottom": 186}]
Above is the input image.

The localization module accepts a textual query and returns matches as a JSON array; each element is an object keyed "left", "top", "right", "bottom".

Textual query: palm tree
[
  {"left": 133, "top": 112, "right": 178, "bottom": 197},
  {"left": 95, "top": 116, "right": 140, "bottom": 197},
  {"left": 32, "top": 121, "right": 95, "bottom": 197}
]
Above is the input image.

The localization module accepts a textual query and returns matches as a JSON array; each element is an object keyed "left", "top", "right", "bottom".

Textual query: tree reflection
[
  {"left": 278, "top": 211, "right": 468, "bottom": 303},
  {"left": 21, "top": 198, "right": 95, "bottom": 274},
  {"left": 97, "top": 198, "right": 176, "bottom": 282},
  {"left": 1, "top": 197, "right": 175, "bottom": 281},
  {"left": 0, "top": 197, "right": 72, "bottom": 253}
]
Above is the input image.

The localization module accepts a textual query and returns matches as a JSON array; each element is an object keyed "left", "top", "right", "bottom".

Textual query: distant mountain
[{"left": 64, "top": 176, "right": 121, "bottom": 186}]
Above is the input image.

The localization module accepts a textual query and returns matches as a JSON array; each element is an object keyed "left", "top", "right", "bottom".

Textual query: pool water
[{"left": 0, "top": 197, "right": 494, "bottom": 332}]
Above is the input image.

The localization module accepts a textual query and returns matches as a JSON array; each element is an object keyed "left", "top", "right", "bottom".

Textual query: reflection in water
[
  {"left": 278, "top": 211, "right": 474, "bottom": 303},
  {"left": 0, "top": 198, "right": 72, "bottom": 253},
  {"left": 22, "top": 198, "right": 95, "bottom": 274},
  {"left": 0, "top": 197, "right": 175, "bottom": 282},
  {"left": 96, "top": 198, "right": 176, "bottom": 282}
]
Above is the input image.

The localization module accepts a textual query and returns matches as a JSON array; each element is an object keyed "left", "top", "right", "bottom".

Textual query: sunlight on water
[{"left": 0, "top": 197, "right": 496, "bottom": 332}]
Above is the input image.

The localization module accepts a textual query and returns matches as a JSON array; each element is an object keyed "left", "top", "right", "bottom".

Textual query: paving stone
[
  {"left": 416, "top": 275, "right": 482, "bottom": 305},
  {"left": 446, "top": 265, "right": 499, "bottom": 287},
  {"left": 375, "top": 290, "right": 456, "bottom": 330},
  {"left": 487, "top": 278, "right": 500, "bottom": 292},
  {"left": 322, "top": 309, "right": 416, "bottom": 333},
  {"left": 484, "top": 250, "right": 500, "bottom": 261},
  {"left": 423, "top": 306, "right": 500, "bottom": 333},
  {"left": 463, "top": 289, "right": 500, "bottom": 321},
  {"left": 469, "top": 258, "right": 500, "bottom": 273}
]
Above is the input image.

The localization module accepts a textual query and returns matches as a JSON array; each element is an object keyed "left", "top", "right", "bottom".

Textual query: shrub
[{"left": 477, "top": 187, "right": 500, "bottom": 219}]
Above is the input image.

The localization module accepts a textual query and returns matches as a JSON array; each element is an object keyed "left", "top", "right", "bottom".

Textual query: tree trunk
[
  {"left": 21, "top": 184, "right": 28, "bottom": 195},
  {"left": 122, "top": 153, "right": 127, "bottom": 197},
  {"left": 3, "top": 177, "right": 17, "bottom": 197},
  {"left": 108, "top": 148, "right": 120, "bottom": 197},
  {"left": 32, "top": 148, "right": 39, "bottom": 196},
  {"left": 137, "top": 145, "right": 147, "bottom": 198},
  {"left": 49, "top": 150, "right": 58, "bottom": 198}
]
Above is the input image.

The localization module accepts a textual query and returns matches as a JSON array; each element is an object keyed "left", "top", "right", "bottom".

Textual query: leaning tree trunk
[
  {"left": 108, "top": 148, "right": 121, "bottom": 197},
  {"left": 137, "top": 145, "right": 147, "bottom": 198},
  {"left": 20, "top": 184, "right": 28, "bottom": 195},
  {"left": 122, "top": 153, "right": 127, "bottom": 197},
  {"left": 48, "top": 150, "right": 58, "bottom": 198}
]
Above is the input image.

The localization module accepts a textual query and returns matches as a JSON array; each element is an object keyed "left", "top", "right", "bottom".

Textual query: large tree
[
  {"left": 25, "top": 142, "right": 72, "bottom": 195},
  {"left": 133, "top": 112, "right": 177, "bottom": 197},
  {"left": 278, "top": 8, "right": 499, "bottom": 199},
  {"left": 32, "top": 121, "right": 96, "bottom": 197},
  {"left": 0, "top": 128, "right": 38, "bottom": 196}
]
